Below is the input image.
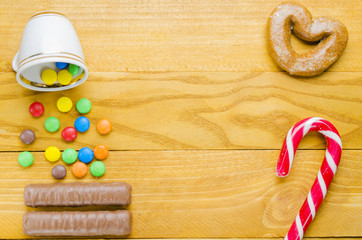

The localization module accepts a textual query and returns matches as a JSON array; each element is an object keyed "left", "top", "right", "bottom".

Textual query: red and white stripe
[{"left": 276, "top": 117, "right": 342, "bottom": 240}]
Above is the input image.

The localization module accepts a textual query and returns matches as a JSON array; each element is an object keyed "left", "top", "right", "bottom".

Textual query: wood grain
[
  {"left": 0, "top": 0, "right": 361, "bottom": 72},
  {"left": 34, "top": 239, "right": 359, "bottom": 240},
  {"left": 0, "top": 150, "right": 360, "bottom": 239},
  {"left": 0, "top": 0, "right": 361, "bottom": 239},
  {"left": 0, "top": 71, "right": 361, "bottom": 151}
]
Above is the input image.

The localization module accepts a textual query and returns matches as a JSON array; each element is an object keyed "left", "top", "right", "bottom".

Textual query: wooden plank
[
  {"left": 80, "top": 239, "right": 362, "bottom": 240},
  {"left": 2, "top": 239, "right": 357, "bottom": 240},
  {"left": 0, "top": 150, "right": 360, "bottom": 238},
  {"left": 19, "top": 239, "right": 358, "bottom": 240},
  {"left": 0, "top": 0, "right": 361, "bottom": 72},
  {"left": 0, "top": 71, "right": 361, "bottom": 151}
]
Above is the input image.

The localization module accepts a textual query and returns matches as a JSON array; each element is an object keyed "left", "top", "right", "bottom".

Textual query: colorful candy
[
  {"left": 72, "top": 71, "right": 84, "bottom": 83},
  {"left": 276, "top": 117, "right": 342, "bottom": 240},
  {"left": 68, "top": 64, "right": 79, "bottom": 76},
  {"left": 58, "top": 70, "right": 72, "bottom": 85},
  {"left": 94, "top": 144, "right": 108, "bottom": 160},
  {"left": 90, "top": 161, "right": 105, "bottom": 177},
  {"left": 44, "top": 117, "right": 60, "bottom": 132},
  {"left": 29, "top": 102, "right": 44, "bottom": 117},
  {"left": 61, "top": 127, "right": 77, "bottom": 142},
  {"left": 18, "top": 151, "right": 34, "bottom": 167},
  {"left": 76, "top": 98, "right": 92, "bottom": 114},
  {"left": 45, "top": 146, "right": 61, "bottom": 162},
  {"left": 96, "top": 119, "right": 112, "bottom": 135},
  {"left": 23, "top": 96, "right": 113, "bottom": 181},
  {"left": 62, "top": 148, "right": 78, "bottom": 164},
  {"left": 78, "top": 147, "right": 94, "bottom": 164},
  {"left": 41, "top": 69, "right": 57, "bottom": 85},
  {"left": 56, "top": 97, "right": 73, "bottom": 113},
  {"left": 72, "top": 162, "right": 87, "bottom": 178},
  {"left": 55, "top": 62, "right": 68, "bottom": 69},
  {"left": 20, "top": 129, "right": 36, "bottom": 144},
  {"left": 74, "top": 116, "right": 90, "bottom": 132},
  {"left": 51, "top": 165, "right": 67, "bottom": 179}
]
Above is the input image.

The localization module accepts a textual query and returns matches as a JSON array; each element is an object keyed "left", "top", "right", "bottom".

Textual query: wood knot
[{"left": 262, "top": 184, "right": 306, "bottom": 229}]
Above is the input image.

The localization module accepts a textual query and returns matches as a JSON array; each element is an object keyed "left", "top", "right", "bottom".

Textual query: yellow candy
[
  {"left": 41, "top": 69, "right": 57, "bottom": 85},
  {"left": 21, "top": 76, "right": 31, "bottom": 85},
  {"left": 69, "top": 72, "right": 84, "bottom": 85},
  {"left": 58, "top": 69, "right": 72, "bottom": 85},
  {"left": 45, "top": 146, "right": 60, "bottom": 162},
  {"left": 57, "top": 97, "right": 73, "bottom": 113}
]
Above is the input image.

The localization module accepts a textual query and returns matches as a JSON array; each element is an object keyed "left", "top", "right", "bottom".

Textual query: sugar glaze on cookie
[{"left": 267, "top": 2, "right": 348, "bottom": 76}]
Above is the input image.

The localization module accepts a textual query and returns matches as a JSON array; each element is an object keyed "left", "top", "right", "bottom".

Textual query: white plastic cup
[{"left": 12, "top": 11, "right": 88, "bottom": 91}]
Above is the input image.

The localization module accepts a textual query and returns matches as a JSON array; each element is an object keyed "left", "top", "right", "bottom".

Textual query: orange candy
[
  {"left": 94, "top": 144, "right": 109, "bottom": 160},
  {"left": 72, "top": 162, "right": 87, "bottom": 178},
  {"left": 96, "top": 119, "right": 112, "bottom": 135}
]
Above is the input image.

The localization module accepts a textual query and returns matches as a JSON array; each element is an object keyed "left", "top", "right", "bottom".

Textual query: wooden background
[{"left": 0, "top": 0, "right": 361, "bottom": 239}]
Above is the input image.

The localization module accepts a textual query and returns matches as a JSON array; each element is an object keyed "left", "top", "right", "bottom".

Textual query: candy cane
[{"left": 276, "top": 117, "right": 342, "bottom": 240}]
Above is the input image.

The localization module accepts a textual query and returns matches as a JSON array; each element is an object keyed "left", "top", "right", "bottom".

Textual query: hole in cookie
[{"left": 290, "top": 34, "right": 319, "bottom": 54}]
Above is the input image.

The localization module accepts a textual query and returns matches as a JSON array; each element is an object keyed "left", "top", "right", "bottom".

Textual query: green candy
[
  {"left": 18, "top": 151, "right": 33, "bottom": 167},
  {"left": 44, "top": 117, "right": 60, "bottom": 132},
  {"left": 76, "top": 98, "right": 92, "bottom": 114},
  {"left": 68, "top": 64, "right": 79, "bottom": 76},
  {"left": 90, "top": 161, "right": 105, "bottom": 177},
  {"left": 62, "top": 148, "right": 78, "bottom": 164}
]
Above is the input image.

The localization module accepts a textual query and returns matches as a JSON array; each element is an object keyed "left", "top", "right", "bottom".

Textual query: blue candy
[
  {"left": 74, "top": 116, "right": 90, "bottom": 132},
  {"left": 78, "top": 147, "right": 94, "bottom": 164},
  {"left": 55, "top": 62, "right": 69, "bottom": 69}
]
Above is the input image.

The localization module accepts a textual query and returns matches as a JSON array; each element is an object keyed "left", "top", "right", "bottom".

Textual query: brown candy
[
  {"left": 24, "top": 182, "right": 132, "bottom": 207},
  {"left": 266, "top": 2, "right": 348, "bottom": 76},
  {"left": 23, "top": 210, "right": 132, "bottom": 236},
  {"left": 20, "top": 129, "right": 36, "bottom": 144},
  {"left": 51, "top": 165, "right": 67, "bottom": 179}
]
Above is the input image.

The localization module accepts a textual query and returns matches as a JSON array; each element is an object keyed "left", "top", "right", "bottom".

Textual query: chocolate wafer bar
[
  {"left": 23, "top": 210, "right": 132, "bottom": 236},
  {"left": 24, "top": 182, "right": 131, "bottom": 207}
]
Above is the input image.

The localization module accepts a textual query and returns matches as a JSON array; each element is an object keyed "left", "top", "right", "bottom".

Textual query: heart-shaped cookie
[{"left": 266, "top": 2, "right": 348, "bottom": 77}]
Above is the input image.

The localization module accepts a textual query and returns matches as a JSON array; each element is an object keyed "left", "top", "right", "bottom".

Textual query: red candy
[
  {"left": 29, "top": 102, "right": 44, "bottom": 117},
  {"left": 276, "top": 117, "right": 342, "bottom": 240},
  {"left": 61, "top": 127, "right": 77, "bottom": 142}
]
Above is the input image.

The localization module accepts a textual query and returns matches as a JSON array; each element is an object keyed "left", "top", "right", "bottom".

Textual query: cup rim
[{"left": 16, "top": 56, "right": 88, "bottom": 92}]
